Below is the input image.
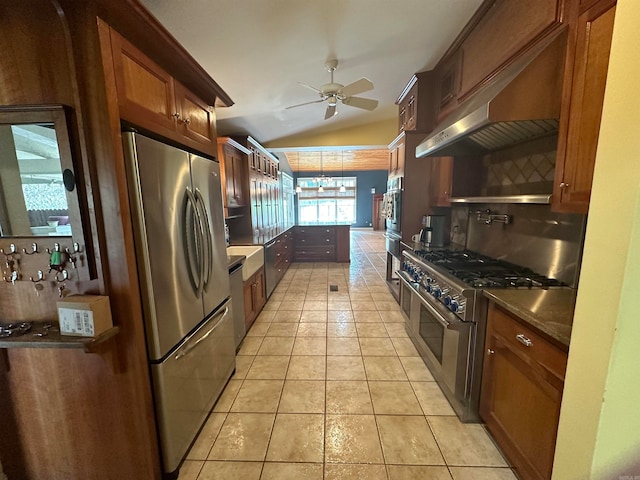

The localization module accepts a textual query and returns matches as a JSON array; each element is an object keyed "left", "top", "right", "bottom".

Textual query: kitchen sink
[{"left": 227, "top": 245, "right": 264, "bottom": 281}]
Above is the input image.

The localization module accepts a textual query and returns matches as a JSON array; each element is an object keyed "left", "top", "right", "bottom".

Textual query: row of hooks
[
  {"left": 3, "top": 268, "right": 70, "bottom": 285},
  {"left": 1, "top": 242, "right": 81, "bottom": 256}
]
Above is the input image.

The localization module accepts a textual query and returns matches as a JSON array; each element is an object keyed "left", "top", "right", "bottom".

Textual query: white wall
[{"left": 553, "top": 0, "right": 640, "bottom": 477}]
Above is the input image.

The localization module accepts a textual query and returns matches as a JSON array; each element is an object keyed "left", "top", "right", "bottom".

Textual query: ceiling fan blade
[
  {"left": 298, "top": 82, "right": 321, "bottom": 93},
  {"left": 285, "top": 99, "right": 325, "bottom": 110},
  {"left": 342, "top": 96, "right": 378, "bottom": 111},
  {"left": 325, "top": 103, "right": 337, "bottom": 120},
  {"left": 339, "top": 78, "right": 374, "bottom": 97}
]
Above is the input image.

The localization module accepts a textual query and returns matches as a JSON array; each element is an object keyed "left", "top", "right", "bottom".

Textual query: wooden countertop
[{"left": 484, "top": 288, "right": 577, "bottom": 348}]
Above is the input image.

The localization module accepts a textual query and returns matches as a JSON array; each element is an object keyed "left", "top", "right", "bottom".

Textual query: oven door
[
  {"left": 399, "top": 272, "right": 417, "bottom": 332},
  {"left": 410, "top": 289, "right": 472, "bottom": 406}
]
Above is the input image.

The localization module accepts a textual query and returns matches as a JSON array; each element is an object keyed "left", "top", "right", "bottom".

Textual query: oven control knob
[
  {"left": 444, "top": 295, "right": 454, "bottom": 306},
  {"left": 425, "top": 284, "right": 433, "bottom": 293},
  {"left": 452, "top": 301, "right": 466, "bottom": 313},
  {"left": 432, "top": 285, "right": 442, "bottom": 298}
]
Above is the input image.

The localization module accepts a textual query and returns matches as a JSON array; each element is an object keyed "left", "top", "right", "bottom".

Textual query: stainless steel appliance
[
  {"left": 384, "top": 176, "right": 402, "bottom": 236},
  {"left": 228, "top": 261, "right": 246, "bottom": 349},
  {"left": 264, "top": 238, "right": 277, "bottom": 298},
  {"left": 419, "top": 215, "right": 446, "bottom": 247},
  {"left": 400, "top": 248, "right": 566, "bottom": 422},
  {"left": 415, "top": 34, "right": 564, "bottom": 159},
  {"left": 123, "top": 132, "right": 235, "bottom": 476}
]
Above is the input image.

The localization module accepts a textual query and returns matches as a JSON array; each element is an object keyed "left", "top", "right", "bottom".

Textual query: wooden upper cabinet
[
  {"left": 174, "top": 81, "right": 216, "bottom": 149},
  {"left": 108, "top": 27, "right": 216, "bottom": 155},
  {"left": 553, "top": 0, "right": 616, "bottom": 213},
  {"left": 396, "top": 72, "right": 433, "bottom": 134},
  {"left": 435, "top": 51, "right": 461, "bottom": 122},
  {"left": 110, "top": 30, "right": 176, "bottom": 134},
  {"left": 218, "top": 138, "right": 250, "bottom": 210},
  {"left": 459, "top": 0, "right": 563, "bottom": 99},
  {"left": 430, "top": 157, "right": 453, "bottom": 207}
]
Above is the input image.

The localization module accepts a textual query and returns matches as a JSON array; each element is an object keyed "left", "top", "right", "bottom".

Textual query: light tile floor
[{"left": 179, "top": 229, "right": 517, "bottom": 480}]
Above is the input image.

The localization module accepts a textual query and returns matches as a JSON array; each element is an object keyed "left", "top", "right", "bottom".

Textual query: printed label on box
[{"left": 59, "top": 308, "right": 95, "bottom": 336}]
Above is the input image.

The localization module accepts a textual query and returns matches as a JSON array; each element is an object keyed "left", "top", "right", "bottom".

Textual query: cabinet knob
[
  {"left": 487, "top": 349, "right": 495, "bottom": 355},
  {"left": 183, "top": 117, "right": 191, "bottom": 125},
  {"left": 560, "top": 182, "right": 569, "bottom": 188},
  {"left": 172, "top": 112, "right": 181, "bottom": 119}
]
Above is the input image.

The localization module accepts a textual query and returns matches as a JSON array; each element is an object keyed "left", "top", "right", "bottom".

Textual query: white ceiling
[{"left": 141, "top": 0, "right": 483, "bottom": 146}]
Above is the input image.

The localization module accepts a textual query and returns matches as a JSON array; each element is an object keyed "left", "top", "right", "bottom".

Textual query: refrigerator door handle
[
  {"left": 185, "top": 187, "right": 204, "bottom": 296},
  {"left": 194, "top": 188, "right": 213, "bottom": 290},
  {"left": 174, "top": 306, "right": 229, "bottom": 360}
]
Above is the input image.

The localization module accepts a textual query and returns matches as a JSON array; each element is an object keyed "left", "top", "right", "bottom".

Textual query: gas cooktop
[{"left": 412, "top": 249, "right": 565, "bottom": 289}]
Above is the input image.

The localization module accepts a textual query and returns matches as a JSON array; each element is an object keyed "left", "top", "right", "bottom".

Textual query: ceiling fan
[{"left": 286, "top": 59, "right": 378, "bottom": 120}]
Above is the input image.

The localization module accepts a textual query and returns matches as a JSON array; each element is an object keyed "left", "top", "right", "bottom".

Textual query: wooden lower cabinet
[
  {"left": 293, "top": 225, "right": 350, "bottom": 262},
  {"left": 242, "top": 267, "right": 266, "bottom": 330},
  {"left": 480, "top": 303, "right": 568, "bottom": 480}
]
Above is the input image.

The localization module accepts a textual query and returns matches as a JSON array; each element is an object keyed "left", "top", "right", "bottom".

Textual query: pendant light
[
  {"left": 317, "top": 152, "right": 325, "bottom": 193},
  {"left": 339, "top": 150, "right": 346, "bottom": 193},
  {"left": 295, "top": 154, "right": 302, "bottom": 194}
]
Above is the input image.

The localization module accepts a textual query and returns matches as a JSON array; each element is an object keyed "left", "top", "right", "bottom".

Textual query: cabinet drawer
[
  {"left": 489, "top": 304, "right": 567, "bottom": 381},
  {"left": 294, "top": 245, "right": 335, "bottom": 261},
  {"left": 296, "top": 227, "right": 336, "bottom": 236},
  {"left": 296, "top": 234, "right": 336, "bottom": 246}
]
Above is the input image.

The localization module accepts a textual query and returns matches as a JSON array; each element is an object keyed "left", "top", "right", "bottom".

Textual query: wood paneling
[{"left": 285, "top": 149, "right": 389, "bottom": 172}]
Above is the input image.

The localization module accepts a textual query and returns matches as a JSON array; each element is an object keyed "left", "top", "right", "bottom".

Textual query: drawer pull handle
[
  {"left": 326, "top": 239, "right": 330, "bottom": 242},
  {"left": 516, "top": 334, "right": 532, "bottom": 347},
  {"left": 487, "top": 349, "right": 495, "bottom": 355}
]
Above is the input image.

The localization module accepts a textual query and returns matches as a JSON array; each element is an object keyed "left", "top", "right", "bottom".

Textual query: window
[{"left": 297, "top": 177, "right": 356, "bottom": 225}]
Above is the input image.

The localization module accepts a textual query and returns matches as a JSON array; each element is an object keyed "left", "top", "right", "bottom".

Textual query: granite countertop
[
  {"left": 484, "top": 288, "right": 578, "bottom": 348},
  {"left": 227, "top": 254, "right": 245, "bottom": 271}
]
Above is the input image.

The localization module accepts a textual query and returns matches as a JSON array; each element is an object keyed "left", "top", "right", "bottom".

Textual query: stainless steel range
[{"left": 399, "top": 248, "right": 566, "bottom": 422}]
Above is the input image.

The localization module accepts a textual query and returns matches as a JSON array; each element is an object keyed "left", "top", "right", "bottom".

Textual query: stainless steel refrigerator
[{"left": 123, "top": 132, "right": 235, "bottom": 476}]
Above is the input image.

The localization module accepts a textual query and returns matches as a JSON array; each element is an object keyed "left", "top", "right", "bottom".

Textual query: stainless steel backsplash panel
[{"left": 464, "top": 203, "right": 586, "bottom": 287}]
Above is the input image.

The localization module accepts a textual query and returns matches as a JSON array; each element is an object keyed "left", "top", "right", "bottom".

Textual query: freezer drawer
[{"left": 151, "top": 299, "right": 235, "bottom": 474}]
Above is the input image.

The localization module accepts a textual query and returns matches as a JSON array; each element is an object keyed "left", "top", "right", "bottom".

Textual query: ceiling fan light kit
[{"left": 286, "top": 59, "right": 378, "bottom": 120}]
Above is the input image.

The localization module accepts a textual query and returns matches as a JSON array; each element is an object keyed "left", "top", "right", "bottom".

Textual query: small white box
[{"left": 57, "top": 295, "right": 113, "bottom": 337}]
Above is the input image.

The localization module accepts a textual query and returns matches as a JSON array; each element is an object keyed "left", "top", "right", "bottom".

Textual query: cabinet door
[
  {"left": 110, "top": 29, "right": 177, "bottom": 135},
  {"left": 388, "top": 147, "right": 397, "bottom": 174},
  {"left": 460, "top": 0, "right": 562, "bottom": 98},
  {"left": 335, "top": 226, "right": 350, "bottom": 262},
  {"left": 174, "top": 81, "right": 216, "bottom": 151},
  {"left": 430, "top": 157, "right": 453, "bottom": 207},
  {"left": 243, "top": 278, "right": 255, "bottom": 329},
  {"left": 553, "top": 1, "right": 616, "bottom": 213},
  {"left": 231, "top": 148, "right": 247, "bottom": 206},
  {"left": 396, "top": 141, "right": 405, "bottom": 176},
  {"left": 480, "top": 305, "right": 567, "bottom": 480},
  {"left": 436, "top": 52, "right": 461, "bottom": 122},
  {"left": 254, "top": 268, "right": 266, "bottom": 311}
]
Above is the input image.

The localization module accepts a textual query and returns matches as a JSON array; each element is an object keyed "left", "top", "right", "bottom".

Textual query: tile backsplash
[{"left": 481, "top": 134, "right": 557, "bottom": 196}]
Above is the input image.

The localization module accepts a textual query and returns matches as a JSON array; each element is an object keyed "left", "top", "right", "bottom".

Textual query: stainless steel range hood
[{"left": 416, "top": 34, "right": 565, "bottom": 159}]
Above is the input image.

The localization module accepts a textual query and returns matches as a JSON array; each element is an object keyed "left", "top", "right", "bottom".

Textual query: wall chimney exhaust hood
[{"left": 416, "top": 34, "right": 565, "bottom": 159}]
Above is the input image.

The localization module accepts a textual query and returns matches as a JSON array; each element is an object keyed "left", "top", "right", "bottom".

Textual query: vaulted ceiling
[{"left": 141, "top": 0, "right": 483, "bottom": 168}]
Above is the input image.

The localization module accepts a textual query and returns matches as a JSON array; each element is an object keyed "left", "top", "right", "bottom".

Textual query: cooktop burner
[{"left": 413, "top": 249, "right": 565, "bottom": 289}]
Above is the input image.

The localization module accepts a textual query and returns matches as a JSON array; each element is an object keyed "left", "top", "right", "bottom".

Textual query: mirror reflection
[{"left": 0, "top": 122, "right": 72, "bottom": 237}]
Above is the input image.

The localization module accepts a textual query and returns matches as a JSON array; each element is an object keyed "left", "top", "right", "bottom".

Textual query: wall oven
[{"left": 384, "top": 176, "right": 402, "bottom": 235}]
